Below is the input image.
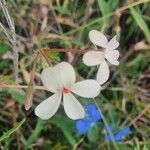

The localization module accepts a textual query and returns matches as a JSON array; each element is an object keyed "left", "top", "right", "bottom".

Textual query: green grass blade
[
  {"left": 64, "top": 0, "right": 149, "bottom": 36},
  {"left": 97, "top": 0, "right": 109, "bottom": 25},
  {"left": 93, "top": 99, "right": 119, "bottom": 150},
  {"left": 0, "top": 118, "right": 25, "bottom": 142},
  {"left": 25, "top": 119, "right": 43, "bottom": 149},
  {"left": 49, "top": 116, "right": 76, "bottom": 146},
  {"left": 130, "top": 7, "right": 150, "bottom": 43}
]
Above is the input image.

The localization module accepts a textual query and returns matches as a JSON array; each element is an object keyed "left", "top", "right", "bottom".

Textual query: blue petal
[
  {"left": 86, "top": 104, "right": 97, "bottom": 112},
  {"left": 88, "top": 110, "right": 102, "bottom": 122},
  {"left": 105, "top": 134, "right": 122, "bottom": 142},
  {"left": 105, "top": 127, "right": 131, "bottom": 142},
  {"left": 75, "top": 119, "right": 91, "bottom": 134},
  {"left": 114, "top": 133, "right": 122, "bottom": 141},
  {"left": 114, "top": 127, "right": 131, "bottom": 141},
  {"left": 119, "top": 127, "right": 131, "bottom": 135},
  {"left": 86, "top": 104, "right": 102, "bottom": 123}
]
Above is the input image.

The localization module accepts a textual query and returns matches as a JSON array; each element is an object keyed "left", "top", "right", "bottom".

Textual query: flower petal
[
  {"left": 115, "top": 127, "right": 131, "bottom": 137},
  {"left": 105, "top": 50, "right": 119, "bottom": 65},
  {"left": 41, "top": 62, "right": 76, "bottom": 93},
  {"left": 105, "top": 127, "right": 131, "bottom": 142},
  {"left": 89, "top": 30, "right": 108, "bottom": 48},
  {"left": 63, "top": 93, "right": 85, "bottom": 120},
  {"left": 83, "top": 51, "right": 105, "bottom": 66},
  {"left": 75, "top": 120, "right": 91, "bottom": 134},
  {"left": 105, "top": 35, "right": 119, "bottom": 51},
  {"left": 71, "top": 80, "right": 101, "bottom": 98},
  {"left": 86, "top": 104, "right": 97, "bottom": 112},
  {"left": 96, "top": 61, "right": 110, "bottom": 85},
  {"left": 86, "top": 104, "right": 102, "bottom": 123},
  {"left": 35, "top": 92, "right": 62, "bottom": 120}
]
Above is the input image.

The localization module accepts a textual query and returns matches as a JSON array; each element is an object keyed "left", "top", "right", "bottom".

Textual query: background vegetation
[{"left": 0, "top": 0, "right": 150, "bottom": 149}]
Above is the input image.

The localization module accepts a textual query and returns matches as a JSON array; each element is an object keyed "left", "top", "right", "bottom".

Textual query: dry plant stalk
[
  {"left": 24, "top": 54, "right": 39, "bottom": 110},
  {"left": 0, "top": 0, "right": 18, "bottom": 83},
  {"left": 37, "top": 47, "right": 87, "bottom": 54},
  {"left": 129, "top": 104, "right": 150, "bottom": 126}
]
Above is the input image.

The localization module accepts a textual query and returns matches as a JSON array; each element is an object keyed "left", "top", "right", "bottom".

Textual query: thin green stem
[
  {"left": 63, "top": 0, "right": 150, "bottom": 36},
  {"left": 93, "top": 98, "right": 119, "bottom": 150}
]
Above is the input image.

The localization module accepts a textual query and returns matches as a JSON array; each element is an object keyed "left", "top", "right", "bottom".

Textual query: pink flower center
[{"left": 62, "top": 87, "right": 70, "bottom": 94}]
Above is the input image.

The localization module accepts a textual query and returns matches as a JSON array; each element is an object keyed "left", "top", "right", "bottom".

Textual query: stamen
[{"left": 62, "top": 87, "right": 70, "bottom": 94}]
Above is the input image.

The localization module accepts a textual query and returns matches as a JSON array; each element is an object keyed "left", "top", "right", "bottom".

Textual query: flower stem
[{"left": 93, "top": 98, "right": 119, "bottom": 150}]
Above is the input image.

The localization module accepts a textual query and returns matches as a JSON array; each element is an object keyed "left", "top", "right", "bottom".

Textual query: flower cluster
[
  {"left": 75, "top": 104, "right": 102, "bottom": 134},
  {"left": 35, "top": 30, "right": 120, "bottom": 120},
  {"left": 34, "top": 29, "right": 132, "bottom": 142},
  {"left": 32, "top": 30, "right": 132, "bottom": 140}
]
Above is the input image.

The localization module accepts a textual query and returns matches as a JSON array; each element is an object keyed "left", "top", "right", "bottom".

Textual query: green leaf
[
  {"left": 25, "top": 116, "right": 76, "bottom": 148},
  {"left": 0, "top": 42, "right": 10, "bottom": 55},
  {"left": 97, "top": 0, "right": 119, "bottom": 25},
  {"left": 54, "top": 0, "right": 71, "bottom": 15},
  {"left": 108, "top": 0, "right": 119, "bottom": 11},
  {"left": 0, "top": 60, "right": 9, "bottom": 70},
  {"left": 55, "top": 6, "right": 70, "bottom": 15},
  {"left": 130, "top": 7, "right": 150, "bottom": 43},
  {"left": 49, "top": 116, "right": 76, "bottom": 146},
  {"left": 0, "top": 118, "right": 25, "bottom": 142},
  {"left": 62, "top": 0, "right": 70, "bottom": 14},
  {"left": 117, "top": 144, "right": 133, "bottom": 150},
  {"left": 97, "top": 0, "right": 109, "bottom": 24},
  {"left": 9, "top": 90, "right": 25, "bottom": 104},
  {"left": 98, "top": 0, "right": 109, "bottom": 15},
  {"left": 48, "top": 51, "right": 60, "bottom": 61},
  {"left": 25, "top": 119, "right": 44, "bottom": 149},
  {"left": 87, "top": 125, "right": 99, "bottom": 142}
]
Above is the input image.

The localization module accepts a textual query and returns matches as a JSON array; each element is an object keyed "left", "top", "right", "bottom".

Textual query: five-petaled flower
[
  {"left": 83, "top": 30, "right": 120, "bottom": 85},
  {"left": 35, "top": 62, "right": 101, "bottom": 120}
]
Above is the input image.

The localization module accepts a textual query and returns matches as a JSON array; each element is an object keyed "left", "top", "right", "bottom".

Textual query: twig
[
  {"left": 129, "top": 104, "right": 150, "bottom": 126},
  {"left": 1, "top": 84, "right": 46, "bottom": 90},
  {"left": 0, "top": 22, "right": 12, "bottom": 42},
  {"left": 37, "top": 47, "right": 87, "bottom": 54},
  {"left": 0, "top": 0, "right": 18, "bottom": 83},
  {"left": 24, "top": 54, "right": 40, "bottom": 110}
]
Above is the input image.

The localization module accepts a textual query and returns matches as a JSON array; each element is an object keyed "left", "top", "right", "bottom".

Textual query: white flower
[
  {"left": 83, "top": 30, "right": 120, "bottom": 85},
  {"left": 35, "top": 62, "right": 101, "bottom": 120}
]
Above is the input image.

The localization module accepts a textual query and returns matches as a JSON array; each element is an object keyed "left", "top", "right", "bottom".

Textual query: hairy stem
[{"left": 0, "top": 0, "right": 18, "bottom": 83}]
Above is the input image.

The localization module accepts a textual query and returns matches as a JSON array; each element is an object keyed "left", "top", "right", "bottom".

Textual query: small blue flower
[
  {"left": 86, "top": 104, "right": 97, "bottom": 112},
  {"left": 75, "top": 103, "right": 102, "bottom": 134},
  {"left": 86, "top": 104, "right": 102, "bottom": 123},
  {"left": 75, "top": 119, "right": 91, "bottom": 134},
  {"left": 113, "top": 127, "right": 131, "bottom": 141},
  {"left": 104, "top": 126, "right": 131, "bottom": 142}
]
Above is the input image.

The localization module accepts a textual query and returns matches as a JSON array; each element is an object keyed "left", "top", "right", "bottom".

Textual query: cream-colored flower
[
  {"left": 35, "top": 62, "right": 101, "bottom": 120},
  {"left": 83, "top": 30, "right": 119, "bottom": 85}
]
